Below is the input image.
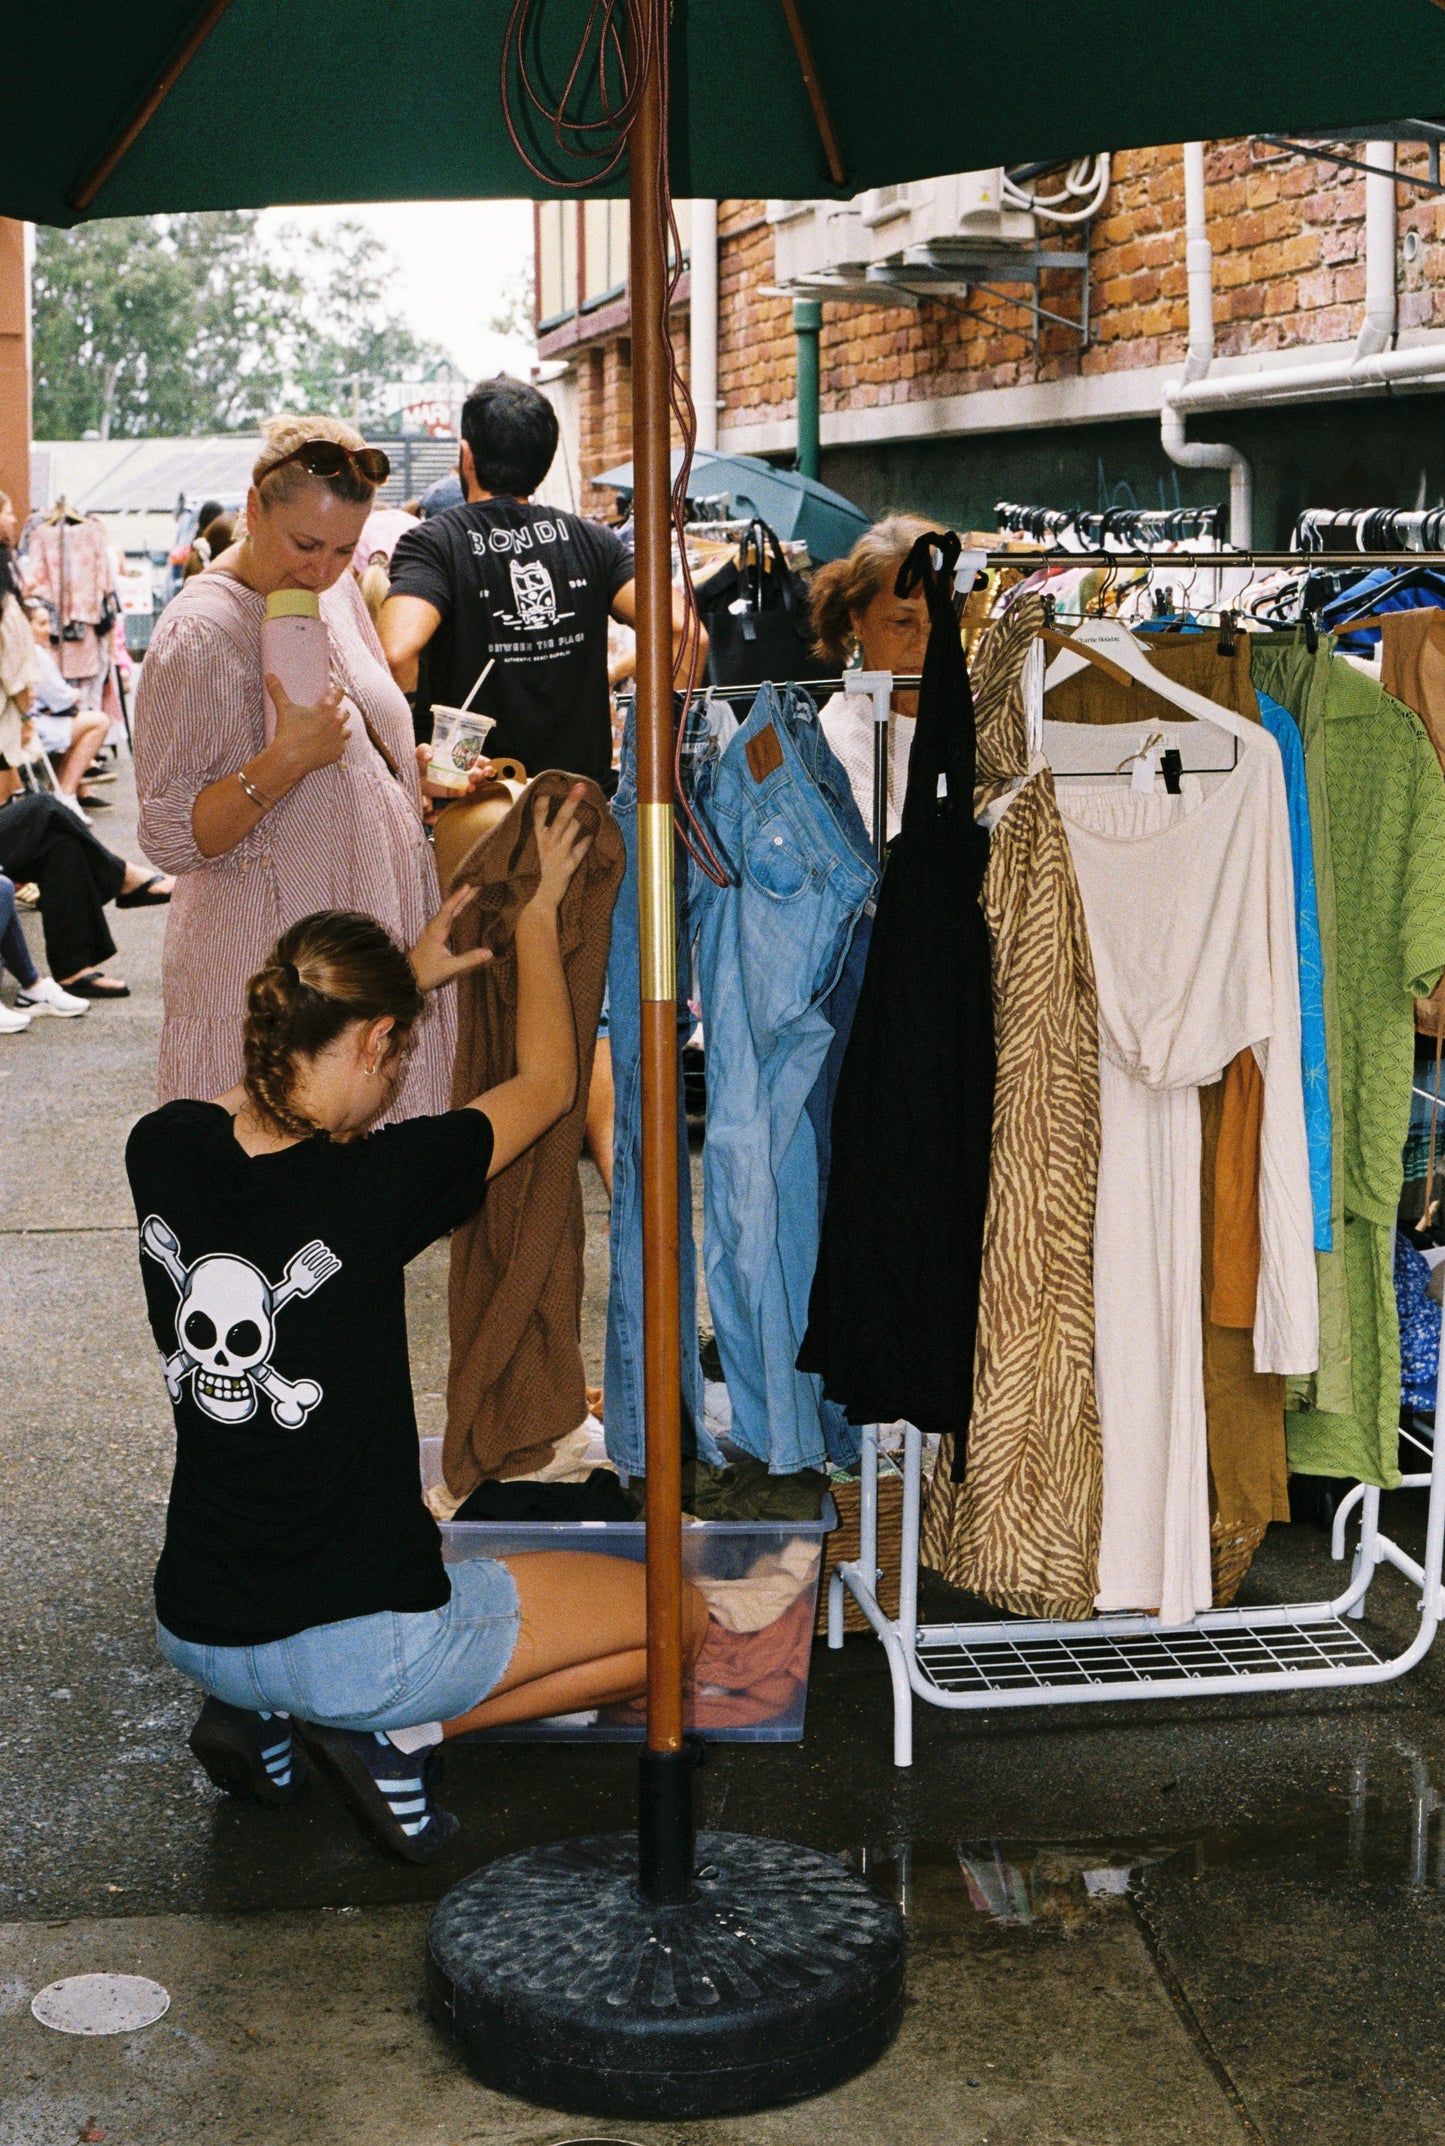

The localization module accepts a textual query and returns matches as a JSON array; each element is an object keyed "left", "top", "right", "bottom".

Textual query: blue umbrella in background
[{"left": 595, "top": 447, "right": 871, "bottom": 560}]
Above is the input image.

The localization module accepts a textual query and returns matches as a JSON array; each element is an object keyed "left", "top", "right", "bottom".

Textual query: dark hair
[
  {"left": 460, "top": 376, "right": 559, "bottom": 498},
  {"left": 195, "top": 499, "right": 225, "bottom": 531},
  {"left": 242, "top": 910, "right": 424, "bottom": 1138}
]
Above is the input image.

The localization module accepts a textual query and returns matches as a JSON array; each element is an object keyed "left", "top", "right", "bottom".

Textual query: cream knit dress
[{"left": 1054, "top": 728, "right": 1317, "bottom": 1624}]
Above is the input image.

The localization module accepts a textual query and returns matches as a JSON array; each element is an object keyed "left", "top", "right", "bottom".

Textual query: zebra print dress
[{"left": 921, "top": 594, "right": 1104, "bottom": 1619}]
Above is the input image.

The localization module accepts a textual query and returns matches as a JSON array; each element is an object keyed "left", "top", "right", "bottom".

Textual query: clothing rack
[
  {"left": 621, "top": 673, "right": 928, "bottom": 861},
  {"left": 1294, "top": 507, "right": 1445, "bottom": 555},
  {"left": 995, "top": 501, "right": 1225, "bottom": 547},
  {"left": 825, "top": 645, "right": 1445, "bottom": 1766},
  {"left": 985, "top": 548, "right": 1445, "bottom": 569}
]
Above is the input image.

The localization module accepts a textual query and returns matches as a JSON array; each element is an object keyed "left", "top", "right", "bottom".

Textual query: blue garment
[
  {"left": 1256, "top": 691, "right": 1332, "bottom": 1252},
  {"left": 157, "top": 1555, "right": 521, "bottom": 1730},
  {"left": 1394, "top": 1233, "right": 1442, "bottom": 1412},
  {"left": 603, "top": 701, "right": 725, "bottom": 1479},
  {"left": 1320, "top": 569, "right": 1445, "bottom": 652},
  {"left": 792, "top": 709, "right": 877, "bottom": 1465},
  {"left": 0, "top": 873, "right": 38, "bottom": 990},
  {"left": 692, "top": 685, "right": 877, "bottom": 1474}
]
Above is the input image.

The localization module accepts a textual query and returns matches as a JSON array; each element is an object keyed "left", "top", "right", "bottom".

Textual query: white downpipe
[
  {"left": 1161, "top": 142, "right": 1254, "bottom": 548},
  {"left": 1169, "top": 339, "right": 1445, "bottom": 414},
  {"left": 1182, "top": 140, "right": 1214, "bottom": 386},
  {"left": 1355, "top": 141, "right": 1397, "bottom": 360},
  {"left": 690, "top": 199, "right": 719, "bottom": 453}
]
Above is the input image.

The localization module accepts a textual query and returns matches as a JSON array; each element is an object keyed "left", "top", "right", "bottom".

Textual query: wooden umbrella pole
[{"left": 629, "top": 0, "right": 693, "bottom": 1903}]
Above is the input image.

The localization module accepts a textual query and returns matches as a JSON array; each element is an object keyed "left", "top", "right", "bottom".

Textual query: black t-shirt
[
  {"left": 388, "top": 498, "right": 633, "bottom": 783},
  {"left": 125, "top": 1100, "right": 494, "bottom": 1647}
]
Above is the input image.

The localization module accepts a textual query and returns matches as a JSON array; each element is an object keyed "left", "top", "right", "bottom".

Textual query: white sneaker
[
  {"left": 16, "top": 975, "right": 89, "bottom": 1018},
  {"left": 56, "top": 792, "right": 89, "bottom": 822},
  {"left": 0, "top": 1003, "right": 32, "bottom": 1033}
]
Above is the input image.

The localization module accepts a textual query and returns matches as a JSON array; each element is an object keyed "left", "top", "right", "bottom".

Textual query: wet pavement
[{"left": 4, "top": 765, "right": 1445, "bottom": 2142}]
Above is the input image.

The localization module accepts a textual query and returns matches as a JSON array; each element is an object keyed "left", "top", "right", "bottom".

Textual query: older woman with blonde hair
[
  {"left": 809, "top": 512, "right": 942, "bottom": 846},
  {"left": 136, "top": 416, "right": 459, "bottom": 1117}
]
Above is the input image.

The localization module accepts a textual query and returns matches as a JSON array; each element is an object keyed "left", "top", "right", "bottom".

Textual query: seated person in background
[
  {"left": 0, "top": 869, "right": 88, "bottom": 1030},
  {"left": 0, "top": 774, "right": 173, "bottom": 1001},
  {"left": 25, "top": 599, "right": 111, "bottom": 812}
]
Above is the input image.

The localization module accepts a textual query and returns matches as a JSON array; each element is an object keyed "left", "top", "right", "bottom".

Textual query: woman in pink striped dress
[{"left": 135, "top": 417, "right": 456, "bottom": 1122}]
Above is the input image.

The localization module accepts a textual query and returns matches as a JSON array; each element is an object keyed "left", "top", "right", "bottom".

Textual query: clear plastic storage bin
[{"left": 419, "top": 1437, "right": 836, "bottom": 1743}]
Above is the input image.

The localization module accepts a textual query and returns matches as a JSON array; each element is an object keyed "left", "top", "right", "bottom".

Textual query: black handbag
[{"left": 699, "top": 517, "right": 814, "bottom": 687}]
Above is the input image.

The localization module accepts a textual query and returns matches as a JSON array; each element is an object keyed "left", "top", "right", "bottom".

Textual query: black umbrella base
[{"left": 426, "top": 1830, "right": 906, "bottom": 2120}]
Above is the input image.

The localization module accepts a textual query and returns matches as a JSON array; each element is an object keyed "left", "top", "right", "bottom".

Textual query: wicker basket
[
  {"left": 818, "top": 1472, "right": 905, "bottom": 1633},
  {"left": 1210, "top": 1516, "right": 1267, "bottom": 1608},
  {"left": 820, "top": 1477, "right": 1264, "bottom": 1629}
]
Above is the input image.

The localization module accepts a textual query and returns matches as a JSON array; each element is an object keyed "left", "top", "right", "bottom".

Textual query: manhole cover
[{"left": 30, "top": 1975, "right": 170, "bottom": 2036}]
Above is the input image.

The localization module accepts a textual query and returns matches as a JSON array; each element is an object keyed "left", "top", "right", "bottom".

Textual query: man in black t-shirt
[{"left": 380, "top": 377, "right": 702, "bottom": 786}]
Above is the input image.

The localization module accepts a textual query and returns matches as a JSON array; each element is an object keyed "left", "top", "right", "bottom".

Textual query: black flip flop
[
  {"left": 115, "top": 874, "right": 171, "bottom": 909},
  {"left": 76, "top": 792, "right": 113, "bottom": 809},
  {"left": 60, "top": 969, "right": 130, "bottom": 999}
]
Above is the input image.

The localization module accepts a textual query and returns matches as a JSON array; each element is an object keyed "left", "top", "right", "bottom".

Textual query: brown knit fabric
[
  {"left": 1042, "top": 629, "right": 1261, "bottom": 728},
  {"left": 442, "top": 772, "right": 624, "bottom": 1493},
  {"left": 1200, "top": 1071, "right": 1290, "bottom": 1535},
  {"left": 1210, "top": 1047, "right": 1265, "bottom": 1329},
  {"left": 922, "top": 593, "right": 1103, "bottom": 1619},
  {"left": 1378, "top": 610, "right": 1445, "bottom": 1036}
]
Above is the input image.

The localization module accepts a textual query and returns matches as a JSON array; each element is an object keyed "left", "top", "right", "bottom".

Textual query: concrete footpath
[{"left": 4, "top": 765, "right": 1445, "bottom": 2143}]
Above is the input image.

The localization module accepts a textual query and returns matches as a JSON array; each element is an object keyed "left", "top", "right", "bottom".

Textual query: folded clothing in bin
[
  {"left": 451, "top": 1470, "right": 640, "bottom": 1524},
  {"left": 603, "top": 1590, "right": 817, "bottom": 1732}
]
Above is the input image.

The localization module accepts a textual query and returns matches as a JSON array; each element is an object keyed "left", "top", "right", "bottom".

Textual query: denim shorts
[{"left": 156, "top": 1558, "right": 522, "bottom": 1731}]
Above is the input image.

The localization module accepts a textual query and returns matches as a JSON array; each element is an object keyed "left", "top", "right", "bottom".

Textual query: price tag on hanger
[
  {"left": 1129, "top": 746, "right": 1162, "bottom": 793},
  {"left": 1128, "top": 728, "right": 1171, "bottom": 792}
]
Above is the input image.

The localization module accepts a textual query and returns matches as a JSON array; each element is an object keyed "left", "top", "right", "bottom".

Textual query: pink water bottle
[{"left": 261, "top": 589, "right": 330, "bottom": 743}]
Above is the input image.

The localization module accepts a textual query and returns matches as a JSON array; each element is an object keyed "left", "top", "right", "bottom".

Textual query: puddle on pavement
[{"left": 844, "top": 1741, "right": 1445, "bottom": 1930}]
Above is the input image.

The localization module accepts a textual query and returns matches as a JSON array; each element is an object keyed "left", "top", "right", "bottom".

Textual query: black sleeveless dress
[{"left": 798, "top": 531, "right": 996, "bottom": 1447}]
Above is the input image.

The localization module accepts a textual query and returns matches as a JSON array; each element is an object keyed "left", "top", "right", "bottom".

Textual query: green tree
[
  {"left": 31, "top": 212, "right": 292, "bottom": 439},
  {"left": 278, "top": 219, "right": 456, "bottom": 427},
  {"left": 31, "top": 213, "right": 457, "bottom": 439}
]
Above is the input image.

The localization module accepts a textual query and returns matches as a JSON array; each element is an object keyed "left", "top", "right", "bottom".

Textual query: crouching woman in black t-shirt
[{"left": 126, "top": 786, "right": 707, "bottom": 1863}]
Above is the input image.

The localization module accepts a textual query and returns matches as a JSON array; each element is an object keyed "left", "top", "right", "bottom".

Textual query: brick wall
[{"left": 556, "top": 140, "right": 1445, "bottom": 503}]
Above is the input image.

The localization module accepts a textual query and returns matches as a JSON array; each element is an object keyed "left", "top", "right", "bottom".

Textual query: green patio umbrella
[
  {"left": 6, "top": 0, "right": 1445, "bottom": 225},
  {"left": 13, "top": 0, "right": 1445, "bottom": 2120}
]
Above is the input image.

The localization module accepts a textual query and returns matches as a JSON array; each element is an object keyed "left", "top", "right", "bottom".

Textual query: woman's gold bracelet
[{"left": 237, "top": 768, "right": 277, "bottom": 811}]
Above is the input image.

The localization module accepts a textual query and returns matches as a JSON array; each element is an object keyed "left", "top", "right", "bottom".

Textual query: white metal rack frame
[
  {"left": 823, "top": 631, "right": 1445, "bottom": 1767},
  {"left": 828, "top": 1417, "right": 1445, "bottom": 1768}
]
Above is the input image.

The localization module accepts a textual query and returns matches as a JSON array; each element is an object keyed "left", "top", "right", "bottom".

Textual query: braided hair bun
[{"left": 242, "top": 910, "right": 424, "bottom": 1137}]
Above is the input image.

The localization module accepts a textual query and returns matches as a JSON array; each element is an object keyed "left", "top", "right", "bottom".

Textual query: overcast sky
[{"left": 256, "top": 198, "right": 536, "bottom": 383}]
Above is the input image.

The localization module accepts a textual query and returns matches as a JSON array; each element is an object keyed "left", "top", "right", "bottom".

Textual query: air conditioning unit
[
  {"left": 855, "top": 172, "right": 1036, "bottom": 258},
  {"left": 766, "top": 198, "right": 869, "bottom": 284}
]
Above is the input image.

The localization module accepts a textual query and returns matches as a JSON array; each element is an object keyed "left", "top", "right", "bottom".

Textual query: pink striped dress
[{"left": 134, "top": 568, "right": 454, "bottom": 1121}]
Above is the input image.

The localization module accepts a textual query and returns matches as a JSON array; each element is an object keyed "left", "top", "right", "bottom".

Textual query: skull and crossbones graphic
[{"left": 140, "top": 1214, "right": 340, "bottom": 1428}]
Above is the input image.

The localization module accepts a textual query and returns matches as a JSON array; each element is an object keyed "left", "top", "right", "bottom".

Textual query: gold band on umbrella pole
[{"left": 637, "top": 802, "right": 678, "bottom": 1003}]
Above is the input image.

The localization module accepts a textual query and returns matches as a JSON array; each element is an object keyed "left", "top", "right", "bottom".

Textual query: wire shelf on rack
[{"left": 914, "top": 1614, "right": 1387, "bottom": 1696}]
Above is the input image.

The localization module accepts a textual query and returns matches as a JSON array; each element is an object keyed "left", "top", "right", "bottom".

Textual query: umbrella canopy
[
  {"left": 8, "top": 0, "right": 1445, "bottom": 228},
  {"left": 595, "top": 449, "right": 871, "bottom": 560}
]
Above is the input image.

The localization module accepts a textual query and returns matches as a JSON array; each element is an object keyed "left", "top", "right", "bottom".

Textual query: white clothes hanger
[{"left": 1042, "top": 613, "right": 1254, "bottom": 744}]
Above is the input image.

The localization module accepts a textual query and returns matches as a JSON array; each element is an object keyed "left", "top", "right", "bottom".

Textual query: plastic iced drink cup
[{"left": 427, "top": 705, "right": 498, "bottom": 793}]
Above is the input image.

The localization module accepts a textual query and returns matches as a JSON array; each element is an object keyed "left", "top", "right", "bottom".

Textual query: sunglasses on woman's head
[{"left": 262, "top": 439, "right": 391, "bottom": 487}]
